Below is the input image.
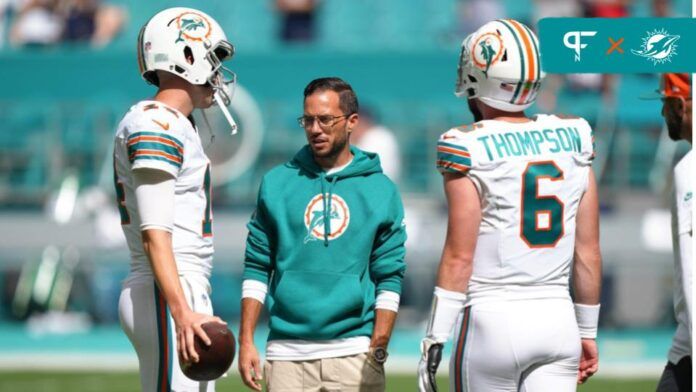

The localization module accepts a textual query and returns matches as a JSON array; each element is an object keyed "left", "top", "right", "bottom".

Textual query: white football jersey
[
  {"left": 113, "top": 100, "right": 214, "bottom": 281},
  {"left": 437, "top": 114, "right": 595, "bottom": 305},
  {"left": 669, "top": 150, "right": 692, "bottom": 363}
]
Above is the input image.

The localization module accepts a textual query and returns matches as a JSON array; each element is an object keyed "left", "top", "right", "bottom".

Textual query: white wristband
[
  {"left": 574, "top": 303, "right": 600, "bottom": 339},
  {"left": 425, "top": 287, "right": 467, "bottom": 343},
  {"left": 375, "top": 290, "right": 400, "bottom": 312},
  {"left": 242, "top": 279, "right": 268, "bottom": 304}
]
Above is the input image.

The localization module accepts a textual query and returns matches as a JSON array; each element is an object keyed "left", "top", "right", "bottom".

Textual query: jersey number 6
[{"left": 520, "top": 161, "right": 564, "bottom": 248}]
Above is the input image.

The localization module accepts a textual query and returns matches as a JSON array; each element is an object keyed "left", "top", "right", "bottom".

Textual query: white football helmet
[
  {"left": 455, "top": 19, "right": 545, "bottom": 112},
  {"left": 137, "top": 7, "right": 238, "bottom": 133}
]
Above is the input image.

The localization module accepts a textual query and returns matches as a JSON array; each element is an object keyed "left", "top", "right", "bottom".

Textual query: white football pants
[
  {"left": 119, "top": 275, "right": 215, "bottom": 392},
  {"left": 450, "top": 298, "right": 581, "bottom": 392}
]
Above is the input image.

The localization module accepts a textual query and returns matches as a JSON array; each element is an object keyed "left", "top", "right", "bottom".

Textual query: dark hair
[{"left": 303, "top": 77, "right": 359, "bottom": 115}]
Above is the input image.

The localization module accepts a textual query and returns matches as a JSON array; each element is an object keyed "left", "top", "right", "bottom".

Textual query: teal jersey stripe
[
  {"left": 591, "top": 130, "right": 596, "bottom": 160},
  {"left": 128, "top": 131, "right": 184, "bottom": 149},
  {"left": 497, "top": 19, "right": 525, "bottom": 103},
  {"left": 132, "top": 154, "right": 182, "bottom": 169},
  {"left": 437, "top": 140, "right": 470, "bottom": 152},
  {"left": 454, "top": 307, "right": 472, "bottom": 392},
  {"left": 128, "top": 141, "right": 183, "bottom": 160},
  {"left": 166, "top": 307, "right": 173, "bottom": 389},
  {"left": 437, "top": 151, "right": 472, "bottom": 167},
  {"left": 154, "top": 285, "right": 171, "bottom": 392},
  {"left": 437, "top": 163, "right": 470, "bottom": 174}
]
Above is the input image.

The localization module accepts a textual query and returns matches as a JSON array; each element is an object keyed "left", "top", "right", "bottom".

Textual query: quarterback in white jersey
[
  {"left": 655, "top": 73, "right": 692, "bottom": 392},
  {"left": 114, "top": 100, "right": 214, "bottom": 280},
  {"left": 419, "top": 20, "right": 602, "bottom": 392},
  {"left": 115, "top": 7, "right": 237, "bottom": 392}
]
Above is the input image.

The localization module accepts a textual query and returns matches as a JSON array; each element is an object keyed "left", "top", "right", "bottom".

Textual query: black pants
[{"left": 657, "top": 356, "right": 692, "bottom": 392}]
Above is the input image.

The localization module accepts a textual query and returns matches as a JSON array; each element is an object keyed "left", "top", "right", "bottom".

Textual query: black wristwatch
[{"left": 371, "top": 346, "right": 389, "bottom": 364}]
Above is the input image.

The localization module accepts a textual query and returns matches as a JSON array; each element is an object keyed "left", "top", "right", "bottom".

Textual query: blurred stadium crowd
[{"left": 0, "top": 0, "right": 691, "bottom": 375}]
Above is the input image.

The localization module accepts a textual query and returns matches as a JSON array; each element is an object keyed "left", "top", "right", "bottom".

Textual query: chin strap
[
  {"left": 214, "top": 90, "right": 238, "bottom": 135},
  {"left": 200, "top": 109, "right": 216, "bottom": 147}
]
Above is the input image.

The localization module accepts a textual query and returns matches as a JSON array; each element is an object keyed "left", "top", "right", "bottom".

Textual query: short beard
[{"left": 313, "top": 129, "right": 349, "bottom": 159}]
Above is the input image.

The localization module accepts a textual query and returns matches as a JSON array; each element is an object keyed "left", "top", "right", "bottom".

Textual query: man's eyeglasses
[{"left": 297, "top": 114, "right": 352, "bottom": 129}]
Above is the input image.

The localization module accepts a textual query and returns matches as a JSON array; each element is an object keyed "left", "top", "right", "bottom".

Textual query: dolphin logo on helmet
[
  {"left": 455, "top": 19, "right": 545, "bottom": 112},
  {"left": 137, "top": 7, "right": 238, "bottom": 134},
  {"left": 175, "top": 14, "right": 210, "bottom": 43}
]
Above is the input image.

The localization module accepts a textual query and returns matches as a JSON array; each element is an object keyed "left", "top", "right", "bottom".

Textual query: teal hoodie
[{"left": 244, "top": 145, "right": 407, "bottom": 341}]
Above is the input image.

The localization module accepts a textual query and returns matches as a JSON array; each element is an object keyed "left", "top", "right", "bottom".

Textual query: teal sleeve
[
  {"left": 370, "top": 187, "right": 407, "bottom": 294},
  {"left": 243, "top": 179, "right": 274, "bottom": 284}
]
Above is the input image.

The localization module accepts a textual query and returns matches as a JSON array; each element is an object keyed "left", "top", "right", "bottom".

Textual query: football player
[
  {"left": 655, "top": 73, "right": 692, "bottom": 392},
  {"left": 115, "top": 7, "right": 237, "bottom": 391},
  {"left": 418, "top": 19, "right": 602, "bottom": 391}
]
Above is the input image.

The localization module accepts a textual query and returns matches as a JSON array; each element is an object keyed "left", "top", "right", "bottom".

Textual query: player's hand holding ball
[
  {"left": 174, "top": 310, "right": 235, "bottom": 380},
  {"left": 179, "top": 321, "right": 236, "bottom": 381}
]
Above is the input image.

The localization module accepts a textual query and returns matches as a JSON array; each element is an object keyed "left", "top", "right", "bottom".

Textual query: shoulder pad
[
  {"left": 453, "top": 122, "right": 484, "bottom": 133},
  {"left": 554, "top": 113, "right": 581, "bottom": 120}
]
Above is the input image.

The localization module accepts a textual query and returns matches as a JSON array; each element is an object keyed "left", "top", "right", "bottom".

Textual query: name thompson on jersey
[{"left": 475, "top": 125, "right": 585, "bottom": 161}]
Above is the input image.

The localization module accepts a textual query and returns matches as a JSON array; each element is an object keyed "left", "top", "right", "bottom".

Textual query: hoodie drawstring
[
  {"left": 320, "top": 173, "right": 327, "bottom": 246},
  {"left": 320, "top": 174, "right": 339, "bottom": 247}
]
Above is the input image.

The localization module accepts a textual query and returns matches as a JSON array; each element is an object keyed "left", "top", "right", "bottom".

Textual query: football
[{"left": 181, "top": 322, "right": 236, "bottom": 381}]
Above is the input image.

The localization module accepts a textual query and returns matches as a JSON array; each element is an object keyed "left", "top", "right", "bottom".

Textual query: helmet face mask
[
  {"left": 206, "top": 40, "right": 237, "bottom": 107},
  {"left": 138, "top": 7, "right": 239, "bottom": 133},
  {"left": 208, "top": 65, "right": 236, "bottom": 106},
  {"left": 455, "top": 19, "right": 545, "bottom": 113}
]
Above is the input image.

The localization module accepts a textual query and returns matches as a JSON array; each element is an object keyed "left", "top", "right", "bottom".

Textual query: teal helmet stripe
[
  {"left": 136, "top": 25, "right": 147, "bottom": 75},
  {"left": 520, "top": 23, "right": 541, "bottom": 102},
  {"left": 497, "top": 19, "right": 526, "bottom": 104}
]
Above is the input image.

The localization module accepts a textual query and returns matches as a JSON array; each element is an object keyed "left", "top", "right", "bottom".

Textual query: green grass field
[{"left": 0, "top": 372, "right": 657, "bottom": 391}]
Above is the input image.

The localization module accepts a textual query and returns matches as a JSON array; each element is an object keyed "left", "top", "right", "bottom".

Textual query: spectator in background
[
  {"left": 9, "top": 0, "right": 62, "bottom": 46},
  {"left": 9, "top": 0, "right": 125, "bottom": 48},
  {"left": 533, "top": 0, "right": 582, "bottom": 20},
  {"left": 0, "top": 0, "right": 12, "bottom": 48},
  {"left": 581, "top": 0, "right": 630, "bottom": 17},
  {"left": 652, "top": 0, "right": 670, "bottom": 16},
  {"left": 455, "top": 0, "right": 502, "bottom": 39},
  {"left": 275, "top": 0, "right": 317, "bottom": 43},
  {"left": 62, "top": 0, "right": 126, "bottom": 47},
  {"left": 352, "top": 107, "right": 402, "bottom": 183}
]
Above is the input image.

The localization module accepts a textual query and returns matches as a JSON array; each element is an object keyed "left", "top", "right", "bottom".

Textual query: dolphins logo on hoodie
[
  {"left": 303, "top": 194, "right": 350, "bottom": 243},
  {"left": 632, "top": 29, "right": 680, "bottom": 65}
]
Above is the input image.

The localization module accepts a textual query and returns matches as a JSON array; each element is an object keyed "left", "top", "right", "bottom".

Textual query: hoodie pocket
[{"left": 272, "top": 270, "right": 364, "bottom": 338}]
